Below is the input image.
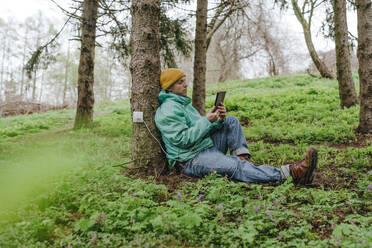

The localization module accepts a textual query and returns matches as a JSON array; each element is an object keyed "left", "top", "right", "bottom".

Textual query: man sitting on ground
[{"left": 155, "top": 68, "right": 317, "bottom": 185}]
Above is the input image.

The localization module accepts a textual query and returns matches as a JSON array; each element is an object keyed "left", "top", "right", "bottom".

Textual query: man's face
[{"left": 168, "top": 76, "right": 188, "bottom": 97}]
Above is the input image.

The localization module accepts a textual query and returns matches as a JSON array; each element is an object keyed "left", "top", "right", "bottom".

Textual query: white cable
[{"left": 143, "top": 120, "right": 168, "bottom": 155}]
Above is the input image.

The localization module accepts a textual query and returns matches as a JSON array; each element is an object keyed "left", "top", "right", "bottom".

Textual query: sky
[
  {"left": 0, "top": 0, "right": 359, "bottom": 79},
  {"left": 1, "top": 0, "right": 358, "bottom": 51},
  {"left": 1, "top": 0, "right": 65, "bottom": 22}
]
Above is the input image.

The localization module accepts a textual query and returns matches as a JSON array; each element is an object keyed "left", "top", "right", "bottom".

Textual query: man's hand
[
  {"left": 216, "top": 104, "right": 226, "bottom": 122},
  {"left": 207, "top": 106, "right": 219, "bottom": 123}
]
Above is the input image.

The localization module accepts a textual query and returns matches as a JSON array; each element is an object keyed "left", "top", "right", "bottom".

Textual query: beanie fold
[{"left": 160, "top": 68, "right": 185, "bottom": 90}]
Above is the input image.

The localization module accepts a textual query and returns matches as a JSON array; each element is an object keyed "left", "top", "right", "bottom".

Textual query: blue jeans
[{"left": 182, "top": 116, "right": 282, "bottom": 183}]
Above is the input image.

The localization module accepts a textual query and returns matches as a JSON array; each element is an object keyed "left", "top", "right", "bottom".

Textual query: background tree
[
  {"left": 62, "top": 38, "right": 71, "bottom": 106},
  {"left": 0, "top": 18, "right": 6, "bottom": 101},
  {"left": 73, "top": 0, "right": 99, "bottom": 129},
  {"left": 356, "top": 0, "right": 372, "bottom": 133},
  {"left": 0, "top": 14, "right": 60, "bottom": 103},
  {"left": 206, "top": 0, "right": 291, "bottom": 82},
  {"left": 159, "top": 10, "right": 192, "bottom": 68},
  {"left": 0, "top": 18, "right": 19, "bottom": 102},
  {"left": 211, "top": 18, "right": 245, "bottom": 82},
  {"left": 31, "top": 14, "right": 42, "bottom": 101},
  {"left": 192, "top": 0, "right": 208, "bottom": 115},
  {"left": 19, "top": 20, "right": 30, "bottom": 99},
  {"left": 19, "top": 0, "right": 190, "bottom": 108},
  {"left": 207, "top": 15, "right": 261, "bottom": 82},
  {"left": 332, "top": 0, "right": 358, "bottom": 108},
  {"left": 291, "top": 0, "right": 335, "bottom": 79},
  {"left": 256, "top": 1, "right": 289, "bottom": 76},
  {"left": 192, "top": 0, "right": 250, "bottom": 114},
  {"left": 130, "top": 0, "right": 167, "bottom": 175}
]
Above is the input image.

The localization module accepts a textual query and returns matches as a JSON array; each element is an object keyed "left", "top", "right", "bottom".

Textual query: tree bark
[
  {"left": 192, "top": 0, "right": 208, "bottom": 115},
  {"left": 356, "top": 0, "right": 372, "bottom": 133},
  {"left": 39, "top": 71, "right": 44, "bottom": 102},
  {"left": 32, "top": 67, "right": 37, "bottom": 100},
  {"left": 20, "top": 25, "right": 29, "bottom": 99},
  {"left": 74, "top": 0, "right": 98, "bottom": 129},
  {"left": 0, "top": 28, "right": 7, "bottom": 102},
  {"left": 32, "top": 23, "right": 42, "bottom": 101},
  {"left": 130, "top": 0, "right": 167, "bottom": 175},
  {"left": 63, "top": 39, "right": 70, "bottom": 106},
  {"left": 333, "top": 0, "right": 358, "bottom": 108},
  {"left": 291, "top": 0, "right": 335, "bottom": 79}
]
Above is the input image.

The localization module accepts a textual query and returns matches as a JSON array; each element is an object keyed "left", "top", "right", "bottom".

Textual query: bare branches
[
  {"left": 206, "top": 0, "right": 250, "bottom": 50},
  {"left": 207, "top": 1, "right": 229, "bottom": 34},
  {"left": 24, "top": 9, "right": 78, "bottom": 79},
  {"left": 50, "top": 0, "right": 82, "bottom": 20},
  {"left": 23, "top": 1, "right": 85, "bottom": 79},
  {"left": 291, "top": 0, "right": 335, "bottom": 78},
  {"left": 308, "top": 0, "right": 316, "bottom": 29},
  {"left": 292, "top": 0, "right": 308, "bottom": 29}
]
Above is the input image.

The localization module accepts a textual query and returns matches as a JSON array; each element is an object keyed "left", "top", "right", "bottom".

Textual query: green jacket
[{"left": 155, "top": 90, "right": 223, "bottom": 167}]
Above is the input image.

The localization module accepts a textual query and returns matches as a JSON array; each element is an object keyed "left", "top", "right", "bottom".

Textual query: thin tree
[
  {"left": 192, "top": 0, "right": 208, "bottom": 115},
  {"left": 256, "top": 1, "right": 287, "bottom": 77},
  {"left": 63, "top": 38, "right": 71, "bottom": 106},
  {"left": 73, "top": 0, "right": 99, "bottom": 129},
  {"left": 192, "top": 0, "right": 250, "bottom": 114},
  {"left": 130, "top": 0, "right": 167, "bottom": 175},
  {"left": 20, "top": 22, "right": 29, "bottom": 99},
  {"left": 291, "top": 0, "right": 335, "bottom": 79},
  {"left": 0, "top": 21, "right": 9, "bottom": 102},
  {"left": 31, "top": 33, "right": 40, "bottom": 101},
  {"left": 206, "top": 1, "right": 249, "bottom": 50},
  {"left": 332, "top": 0, "right": 358, "bottom": 108},
  {"left": 356, "top": 0, "right": 372, "bottom": 133},
  {"left": 210, "top": 15, "right": 261, "bottom": 82}
]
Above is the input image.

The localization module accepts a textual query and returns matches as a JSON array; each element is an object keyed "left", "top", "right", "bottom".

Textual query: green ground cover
[
  {"left": 0, "top": 109, "right": 74, "bottom": 139},
  {"left": 0, "top": 75, "right": 371, "bottom": 247}
]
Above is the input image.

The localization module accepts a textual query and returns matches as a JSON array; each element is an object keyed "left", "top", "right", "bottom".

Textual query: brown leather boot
[{"left": 290, "top": 148, "right": 318, "bottom": 185}]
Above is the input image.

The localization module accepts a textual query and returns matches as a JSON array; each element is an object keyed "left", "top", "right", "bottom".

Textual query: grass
[
  {"left": 0, "top": 109, "right": 74, "bottom": 139},
  {"left": 0, "top": 74, "right": 371, "bottom": 247}
]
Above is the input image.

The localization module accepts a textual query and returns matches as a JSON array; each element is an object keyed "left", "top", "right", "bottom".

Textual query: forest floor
[{"left": 0, "top": 74, "right": 371, "bottom": 247}]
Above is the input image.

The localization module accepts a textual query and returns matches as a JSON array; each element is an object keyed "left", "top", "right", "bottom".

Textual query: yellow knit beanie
[{"left": 160, "top": 68, "right": 185, "bottom": 90}]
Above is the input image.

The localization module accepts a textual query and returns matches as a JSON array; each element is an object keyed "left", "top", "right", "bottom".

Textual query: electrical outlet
[{"left": 133, "top": 111, "right": 144, "bottom": 123}]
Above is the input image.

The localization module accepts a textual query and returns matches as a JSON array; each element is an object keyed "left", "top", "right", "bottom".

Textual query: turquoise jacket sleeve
[
  {"left": 156, "top": 104, "right": 214, "bottom": 149},
  {"left": 211, "top": 120, "right": 224, "bottom": 130}
]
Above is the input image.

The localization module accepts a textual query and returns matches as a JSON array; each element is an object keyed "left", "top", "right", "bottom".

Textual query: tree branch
[
  {"left": 49, "top": 0, "right": 82, "bottom": 20},
  {"left": 206, "top": 1, "right": 249, "bottom": 49},
  {"left": 24, "top": 11, "right": 77, "bottom": 79}
]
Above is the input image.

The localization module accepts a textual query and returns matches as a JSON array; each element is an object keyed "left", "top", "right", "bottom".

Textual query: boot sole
[{"left": 303, "top": 148, "right": 317, "bottom": 184}]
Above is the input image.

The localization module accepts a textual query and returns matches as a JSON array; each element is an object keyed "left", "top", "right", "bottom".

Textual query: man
[{"left": 155, "top": 68, "right": 317, "bottom": 184}]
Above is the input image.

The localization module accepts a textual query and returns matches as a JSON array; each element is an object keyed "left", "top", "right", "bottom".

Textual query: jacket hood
[{"left": 158, "top": 90, "right": 191, "bottom": 105}]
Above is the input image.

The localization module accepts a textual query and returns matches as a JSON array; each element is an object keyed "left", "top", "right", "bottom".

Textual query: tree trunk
[
  {"left": 0, "top": 33, "right": 8, "bottom": 102},
  {"left": 356, "top": 0, "right": 372, "bottom": 133},
  {"left": 130, "top": 0, "right": 167, "bottom": 175},
  {"left": 39, "top": 71, "right": 44, "bottom": 102},
  {"left": 20, "top": 25, "right": 29, "bottom": 99},
  {"left": 216, "top": 39, "right": 228, "bottom": 82},
  {"left": 63, "top": 39, "right": 70, "bottom": 106},
  {"left": 107, "top": 48, "right": 113, "bottom": 100},
  {"left": 192, "top": 0, "right": 208, "bottom": 115},
  {"left": 32, "top": 69, "right": 37, "bottom": 100},
  {"left": 73, "top": 0, "right": 98, "bottom": 129},
  {"left": 333, "top": 0, "right": 358, "bottom": 108},
  {"left": 31, "top": 30, "right": 41, "bottom": 101},
  {"left": 291, "top": 0, "right": 335, "bottom": 79}
]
